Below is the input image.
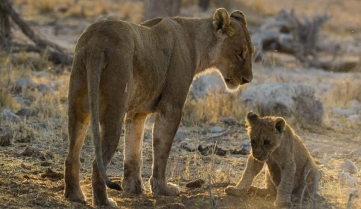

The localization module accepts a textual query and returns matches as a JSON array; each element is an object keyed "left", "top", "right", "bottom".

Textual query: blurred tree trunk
[
  {"left": 198, "top": 0, "right": 210, "bottom": 11},
  {"left": 143, "top": 0, "right": 182, "bottom": 20},
  {"left": 0, "top": 1, "right": 11, "bottom": 48}
]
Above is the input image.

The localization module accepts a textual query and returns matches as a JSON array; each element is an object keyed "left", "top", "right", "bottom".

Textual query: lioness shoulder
[{"left": 225, "top": 112, "right": 322, "bottom": 208}]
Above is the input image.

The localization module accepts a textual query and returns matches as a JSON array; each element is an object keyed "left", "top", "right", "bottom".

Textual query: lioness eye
[{"left": 264, "top": 140, "right": 270, "bottom": 146}]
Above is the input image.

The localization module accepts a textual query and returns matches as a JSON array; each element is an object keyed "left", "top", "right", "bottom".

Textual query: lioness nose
[{"left": 241, "top": 75, "right": 252, "bottom": 84}]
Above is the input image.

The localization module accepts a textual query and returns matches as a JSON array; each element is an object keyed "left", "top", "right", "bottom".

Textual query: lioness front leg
[
  {"left": 122, "top": 112, "right": 148, "bottom": 194},
  {"left": 150, "top": 103, "right": 182, "bottom": 196},
  {"left": 225, "top": 155, "right": 264, "bottom": 197},
  {"left": 275, "top": 161, "right": 296, "bottom": 208}
]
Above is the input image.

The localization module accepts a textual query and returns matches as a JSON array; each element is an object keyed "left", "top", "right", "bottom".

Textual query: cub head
[
  {"left": 211, "top": 8, "right": 254, "bottom": 90},
  {"left": 246, "top": 112, "right": 286, "bottom": 162}
]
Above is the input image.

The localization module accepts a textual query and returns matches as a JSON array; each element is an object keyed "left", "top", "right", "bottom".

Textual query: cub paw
[
  {"left": 224, "top": 186, "right": 246, "bottom": 197},
  {"left": 150, "top": 178, "right": 180, "bottom": 196},
  {"left": 274, "top": 200, "right": 292, "bottom": 209},
  {"left": 93, "top": 198, "right": 117, "bottom": 207}
]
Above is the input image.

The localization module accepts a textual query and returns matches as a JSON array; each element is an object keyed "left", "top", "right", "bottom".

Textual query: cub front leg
[
  {"left": 275, "top": 161, "right": 296, "bottom": 208},
  {"left": 225, "top": 155, "right": 264, "bottom": 197},
  {"left": 150, "top": 102, "right": 182, "bottom": 196}
]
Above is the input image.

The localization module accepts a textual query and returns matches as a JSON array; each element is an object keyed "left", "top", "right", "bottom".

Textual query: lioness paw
[
  {"left": 64, "top": 188, "right": 86, "bottom": 204},
  {"left": 224, "top": 186, "right": 246, "bottom": 197}
]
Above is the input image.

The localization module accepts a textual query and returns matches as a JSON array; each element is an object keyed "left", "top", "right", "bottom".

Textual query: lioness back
[{"left": 225, "top": 112, "right": 321, "bottom": 208}]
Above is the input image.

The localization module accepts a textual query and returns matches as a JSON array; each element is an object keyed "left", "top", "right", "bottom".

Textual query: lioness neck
[{"left": 171, "top": 17, "right": 217, "bottom": 74}]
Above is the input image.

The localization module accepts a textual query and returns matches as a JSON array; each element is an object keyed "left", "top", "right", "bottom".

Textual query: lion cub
[{"left": 225, "top": 112, "right": 321, "bottom": 208}]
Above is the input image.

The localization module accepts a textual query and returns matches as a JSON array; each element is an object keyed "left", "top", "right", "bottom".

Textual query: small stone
[
  {"left": 332, "top": 108, "right": 353, "bottom": 117},
  {"left": 319, "top": 156, "right": 329, "bottom": 164},
  {"left": 175, "top": 129, "right": 188, "bottom": 141},
  {"left": 171, "top": 146, "right": 180, "bottom": 153},
  {"left": 17, "top": 136, "right": 32, "bottom": 143},
  {"left": 347, "top": 115, "right": 359, "bottom": 122},
  {"left": 341, "top": 159, "right": 358, "bottom": 174},
  {"left": 41, "top": 168, "right": 64, "bottom": 180},
  {"left": 185, "top": 179, "right": 205, "bottom": 188},
  {"left": 209, "top": 126, "right": 223, "bottom": 133},
  {"left": 13, "top": 97, "right": 32, "bottom": 106},
  {"left": 43, "top": 132, "right": 55, "bottom": 137},
  {"left": 0, "top": 133, "right": 12, "bottom": 146},
  {"left": 34, "top": 123, "right": 48, "bottom": 130},
  {"left": 241, "top": 140, "right": 250, "bottom": 146},
  {"left": 16, "top": 78, "right": 37, "bottom": 91},
  {"left": 220, "top": 117, "right": 237, "bottom": 126},
  {"left": 16, "top": 108, "right": 32, "bottom": 117},
  {"left": 179, "top": 141, "right": 190, "bottom": 149},
  {"left": 1, "top": 109, "right": 20, "bottom": 122},
  {"left": 37, "top": 84, "right": 53, "bottom": 93},
  {"left": 201, "top": 129, "right": 208, "bottom": 135},
  {"left": 40, "top": 162, "right": 52, "bottom": 166},
  {"left": 338, "top": 172, "right": 358, "bottom": 187},
  {"left": 310, "top": 149, "right": 323, "bottom": 158}
]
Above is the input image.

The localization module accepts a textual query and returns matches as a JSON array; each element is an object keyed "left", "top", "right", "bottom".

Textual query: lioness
[
  {"left": 64, "top": 8, "right": 254, "bottom": 206},
  {"left": 225, "top": 112, "right": 321, "bottom": 208}
]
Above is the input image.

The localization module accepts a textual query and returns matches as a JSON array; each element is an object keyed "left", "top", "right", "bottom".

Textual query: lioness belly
[{"left": 127, "top": 82, "right": 163, "bottom": 113}]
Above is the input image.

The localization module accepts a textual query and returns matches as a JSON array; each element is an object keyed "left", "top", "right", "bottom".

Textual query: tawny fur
[
  {"left": 64, "top": 8, "right": 254, "bottom": 206},
  {"left": 225, "top": 112, "right": 321, "bottom": 208}
]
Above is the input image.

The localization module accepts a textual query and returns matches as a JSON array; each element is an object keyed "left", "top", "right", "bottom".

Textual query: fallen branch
[
  {"left": 0, "top": 0, "right": 72, "bottom": 65},
  {"left": 252, "top": 9, "right": 358, "bottom": 71}
]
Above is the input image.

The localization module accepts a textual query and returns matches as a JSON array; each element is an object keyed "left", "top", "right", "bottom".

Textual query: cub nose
[{"left": 241, "top": 76, "right": 252, "bottom": 84}]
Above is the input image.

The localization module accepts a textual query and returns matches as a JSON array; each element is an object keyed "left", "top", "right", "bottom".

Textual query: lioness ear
[
  {"left": 274, "top": 118, "right": 286, "bottom": 133},
  {"left": 213, "top": 8, "right": 233, "bottom": 39},
  {"left": 230, "top": 10, "right": 247, "bottom": 26},
  {"left": 246, "top": 111, "right": 259, "bottom": 126}
]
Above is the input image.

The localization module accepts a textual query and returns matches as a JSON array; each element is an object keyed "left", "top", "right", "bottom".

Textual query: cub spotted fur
[
  {"left": 225, "top": 112, "right": 321, "bottom": 208},
  {"left": 64, "top": 8, "right": 254, "bottom": 206}
]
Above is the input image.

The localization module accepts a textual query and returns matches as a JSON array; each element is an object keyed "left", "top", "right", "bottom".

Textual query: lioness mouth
[{"left": 224, "top": 78, "right": 240, "bottom": 89}]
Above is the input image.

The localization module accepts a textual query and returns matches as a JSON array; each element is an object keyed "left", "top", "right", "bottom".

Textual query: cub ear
[
  {"left": 274, "top": 118, "right": 286, "bottom": 133},
  {"left": 246, "top": 111, "right": 259, "bottom": 126},
  {"left": 213, "top": 8, "right": 234, "bottom": 39},
  {"left": 230, "top": 10, "right": 247, "bottom": 26}
]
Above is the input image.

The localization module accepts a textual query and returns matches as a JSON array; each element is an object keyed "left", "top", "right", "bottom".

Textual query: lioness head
[
  {"left": 211, "top": 8, "right": 254, "bottom": 90},
  {"left": 246, "top": 112, "right": 286, "bottom": 162}
]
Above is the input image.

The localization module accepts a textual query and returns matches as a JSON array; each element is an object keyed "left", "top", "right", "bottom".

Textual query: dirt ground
[{"left": 1, "top": 0, "right": 361, "bottom": 208}]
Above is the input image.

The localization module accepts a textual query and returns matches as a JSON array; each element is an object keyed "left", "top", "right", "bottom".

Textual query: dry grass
[
  {"left": 183, "top": 88, "right": 251, "bottom": 127},
  {"left": 1, "top": 0, "right": 360, "bottom": 208}
]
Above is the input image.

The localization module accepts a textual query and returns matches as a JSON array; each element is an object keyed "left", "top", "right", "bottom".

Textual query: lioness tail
[{"left": 86, "top": 50, "right": 121, "bottom": 191}]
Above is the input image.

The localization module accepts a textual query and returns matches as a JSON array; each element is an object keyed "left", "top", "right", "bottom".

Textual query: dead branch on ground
[
  {"left": 252, "top": 9, "right": 358, "bottom": 72},
  {"left": 0, "top": 0, "right": 72, "bottom": 66}
]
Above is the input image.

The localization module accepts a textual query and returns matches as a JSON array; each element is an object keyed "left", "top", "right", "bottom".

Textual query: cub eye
[
  {"left": 264, "top": 140, "right": 270, "bottom": 146},
  {"left": 237, "top": 52, "right": 243, "bottom": 59},
  {"left": 251, "top": 139, "right": 256, "bottom": 146}
]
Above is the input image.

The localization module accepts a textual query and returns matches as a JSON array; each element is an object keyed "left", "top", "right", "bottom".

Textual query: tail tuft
[{"left": 106, "top": 181, "right": 122, "bottom": 191}]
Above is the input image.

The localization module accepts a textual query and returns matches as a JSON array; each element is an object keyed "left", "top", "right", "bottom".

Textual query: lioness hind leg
[
  {"left": 91, "top": 72, "right": 129, "bottom": 206},
  {"left": 64, "top": 69, "right": 90, "bottom": 204},
  {"left": 122, "top": 112, "right": 148, "bottom": 194},
  {"left": 91, "top": 109, "right": 125, "bottom": 206}
]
